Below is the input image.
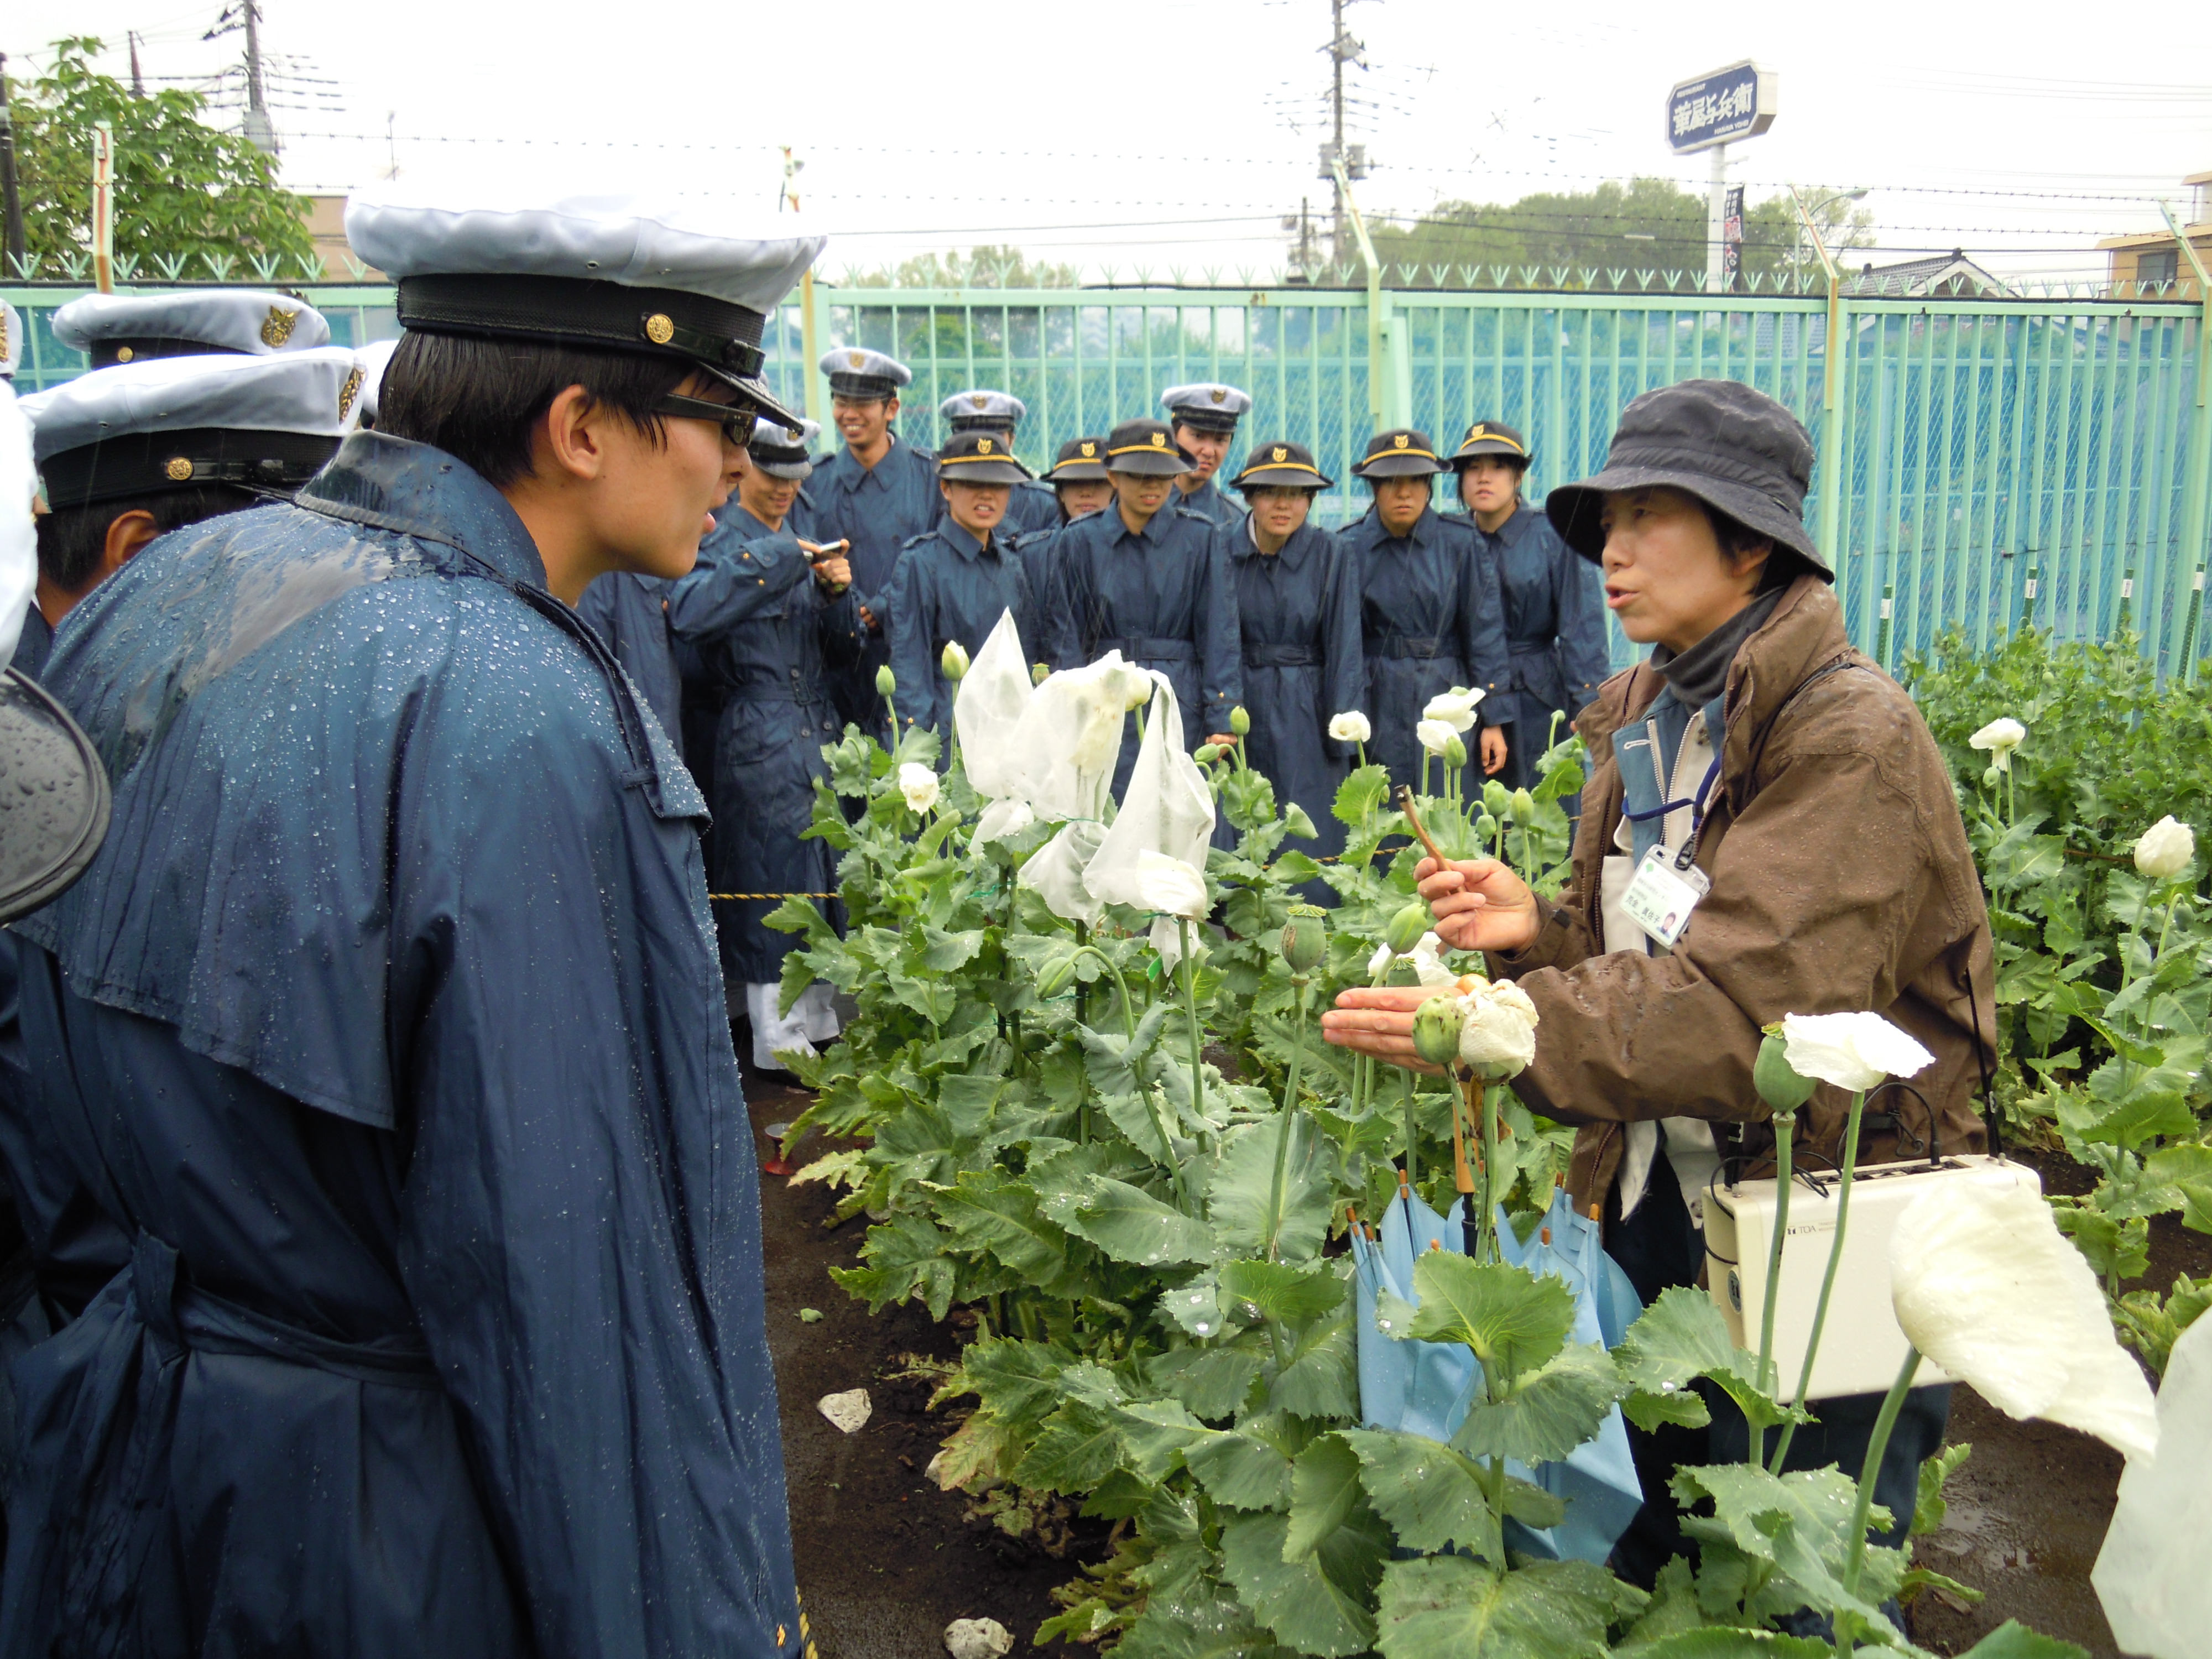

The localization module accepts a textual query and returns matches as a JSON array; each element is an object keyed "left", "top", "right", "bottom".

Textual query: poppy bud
[
  {"left": 941, "top": 640, "right": 971, "bottom": 682},
  {"left": 1037, "top": 951, "right": 1081, "bottom": 999},
  {"left": 1230, "top": 705, "right": 1251, "bottom": 737},
  {"left": 1474, "top": 813, "right": 1498, "bottom": 840},
  {"left": 1510, "top": 788, "right": 1536, "bottom": 825},
  {"left": 1195, "top": 743, "right": 1223, "bottom": 766},
  {"left": 1443, "top": 734, "right": 1467, "bottom": 770},
  {"left": 1412, "top": 995, "right": 1467, "bottom": 1068},
  {"left": 1031, "top": 662, "right": 1051, "bottom": 687},
  {"left": 1280, "top": 905, "right": 1327, "bottom": 974},
  {"left": 876, "top": 665, "right": 897, "bottom": 697},
  {"left": 1384, "top": 900, "right": 1431, "bottom": 957},
  {"left": 1754, "top": 1027, "right": 1819, "bottom": 1115},
  {"left": 1483, "top": 778, "right": 1510, "bottom": 816}
]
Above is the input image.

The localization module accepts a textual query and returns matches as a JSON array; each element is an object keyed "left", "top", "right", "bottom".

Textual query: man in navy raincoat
[
  {"left": 2, "top": 187, "right": 818, "bottom": 1658},
  {"left": 888, "top": 431, "right": 1035, "bottom": 744},
  {"left": 669, "top": 416, "right": 859, "bottom": 1071},
  {"left": 937, "top": 389, "right": 1058, "bottom": 538},
  {"left": 1160, "top": 382, "right": 1250, "bottom": 529},
  {"left": 1447, "top": 420, "right": 1610, "bottom": 789},
  {"left": 1042, "top": 418, "right": 1240, "bottom": 794},
  {"left": 1212, "top": 442, "right": 1364, "bottom": 863},
  {"left": 1340, "top": 427, "right": 1510, "bottom": 786},
  {"left": 811, "top": 346, "right": 940, "bottom": 736}
]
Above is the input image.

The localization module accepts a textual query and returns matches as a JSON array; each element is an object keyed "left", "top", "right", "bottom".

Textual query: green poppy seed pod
[
  {"left": 1036, "top": 952, "right": 1081, "bottom": 999},
  {"left": 1754, "top": 1029, "right": 1819, "bottom": 1114},
  {"left": 1384, "top": 900, "right": 1431, "bottom": 957},
  {"left": 1443, "top": 733, "right": 1467, "bottom": 769},
  {"left": 1510, "top": 787, "right": 1536, "bottom": 825},
  {"left": 876, "top": 664, "right": 898, "bottom": 697},
  {"left": 1981, "top": 764, "right": 2004, "bottom": 790},
  {"left": 1412, "top": 995, "right": 1467, "bottom": 1068},
  {"left": 1280, "top": 905, "right": 1327, "bottom": 973},
  {"left": 1474, "top": 813, "right": 1498, "bottom": 839},
  {"left": 941, "top": 640, "right": 971, "bottom": 681},
  {"left": 1032, "top": 661, "right": 1051, "bottom": 687},
  {"left": 1230, "top": 705, "right": 1251, "bottom": 737},
  {"left": 1483, "top": 778, "right": 1510, "bottom": 816},
  {"left": 1195, "top": 743, "right": 1223, "bottom": 766}
]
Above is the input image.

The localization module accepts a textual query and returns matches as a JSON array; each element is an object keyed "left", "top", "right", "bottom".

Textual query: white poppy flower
[
  {"left": 1458, "top": 977, "right": 1539, "bottom": 1079},
  {"left": 1779, "top": 1010, "right": 1936, "bottom": 1094},
  {"left": 1408, "top": 931, "right": 1458, "bottom": 987},
  {"left": 1967, "top": 717, "right": 2026, "bottom": 771},
  {"left": 1134, "top": 848, "right": 1208, "bottom": 920},
  {"left": 1416, "top": 718, "right": 1458, "bottom": 758},
  {"left": 975, "top": 797, "right": 1034, "bottom": 843},
  {"left": 898, "top": 763, "right": 941, "bottom": 813},
  {"left": 1891, "top": 1181, "right": 2158, "bottom": 1462},
  {"left": 1423, "top": 686, "right": 1484, "bottom": 732},
  {"left": 1328, "top": 710, "right": 1372, "bottom": 745},
  {"left": 2134, "top": 816, "right": 2196, "bottom": 880}
]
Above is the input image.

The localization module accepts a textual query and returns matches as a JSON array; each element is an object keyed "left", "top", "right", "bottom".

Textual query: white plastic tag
[{"left": 1620, "top": 844, "right": 1710, "bottom": 950}]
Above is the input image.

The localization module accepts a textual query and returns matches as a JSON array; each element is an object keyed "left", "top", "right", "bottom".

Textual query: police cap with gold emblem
[
  {"left": 342, "top": 337, "right": 400, "bottom": 433},
  {"left": 345, "top": 183, "right": 825, "bottom": 431},
  {"left": 1350, "top": 427, "right": 1445, "bottom": 481},
  {"left": 935, "top": 430, "right": 1033, "bottom": 487},
  {"left": 1446, "top": 418, "right": 1530, "bottom": 469},
  {"left": 22, "top": 347, "right": 356, "bottom": 512},
  {"left": 939, "top": 388, "right": 1025, "bottom": 434},
  {"left": 50, "top": 290, "right": 333, "bottom": 369},
  {"left": 1160, "top": 382, "right": 1251, "bottom": 435},
  {"left": 1230, "top": 440, "right": 1332, "bottom": 493},
  {"left": 748, "top": 414, "right": 821, "bottom": 481},
  {"left": 1044, "top": 436, "right": 1110, "bottom": 485},
  {"left": 820, "top": 346, "right": 912, "bottom": 404},
  {"left": 1103, "top": 418, "right": 1192, "bottom": 477}
]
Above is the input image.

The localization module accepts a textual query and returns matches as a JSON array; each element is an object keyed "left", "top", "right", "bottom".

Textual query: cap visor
[
  {"left": 938, "top": 460, "right": 1032, "bottom": 486},
  {"left": 1048, "top": 463, "right": 1110, "bottom": 483},
  {"left": 703, "top": 361, "right": 808, "bottom": 432},
  {"left": 1354, "top": 456, "right": 1445, "bottom": 479},
  {"left": 1545, "top": 466, "right": 1831, "bottom": 578},
  {"left": 1449, "top": 441, "right": 1528, "bottom": 465},
  {"left": 1108, "top": 453, "right": 1192, "bottom": 477},
  {"left": 1234, "top": 467, "right": 1333, "bottom": 491}
]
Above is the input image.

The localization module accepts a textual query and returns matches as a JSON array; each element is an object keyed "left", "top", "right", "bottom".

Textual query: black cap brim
[
  {"left": 1106, "top": 451, "right": 1192, "bottom": 477},
  {"left": 938, "top": 457, "right": 1034, "bottom": 486},
  {"left": 1233, "top": 465, "right": 1333, "bottom": 492},
  {"left": 1448, "top": 440, "right": 1530, "bottom": 467},
  {"left": 1545, "top": 466, "right": 1831, "bottom": 580},
  {"left": 1047, "top": 462, "right": 1111, "bottom": 484},
  {"left": 1353, "top": 455, "right": 1445, "bottom": 479},
  {"left": 1169, "top": 413, "right": 1241, "bottom": 434},
  {"left": 0, "top": 669, "right": 110, "bottom": 925}
]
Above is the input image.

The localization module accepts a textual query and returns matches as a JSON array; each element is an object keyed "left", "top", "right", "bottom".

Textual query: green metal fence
[{"left": 12, "top": 280, "right": 2211, "bottom": 677}]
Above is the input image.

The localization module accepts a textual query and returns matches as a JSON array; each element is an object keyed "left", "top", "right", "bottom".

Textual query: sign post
[{"left": 1666, "top": 61, "right": 1777, "bottom": 290}]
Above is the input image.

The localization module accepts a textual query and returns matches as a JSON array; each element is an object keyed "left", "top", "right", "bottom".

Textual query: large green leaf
[
  {"left": 1620, "top": 1632, "right": 1832, "bottom": 1658},
  {"left": 1061, "top": 1177, "right": 1216, "bottom": 1267},
  {"left": 1219, "top": 1259, "right": 1349, "bottom": 1330},
  {"left": 1210, "top": 1118, "right": 1337, "bottom": 1263},
  {"left": 1670, "top": 1463, "right": 1902, "bottom": 1637},
  {"left": 1339, "top": 1427, "right": 1503, "bottom": 1563},
  {"left": 1284, "top": 1434, "right": 1365, "bottom": 1559},
  {"left": 1373, "top": 1556, "right": 1626, "bottom": 1659},
  {"left": 1956, "top": 1621, "right": 2091, "bottom": 1659},
  {"left": 1015, "top": 1398, "right": 1130, "bottom": 1494},
  {"left": 829, "top": 1213, "right": 957, "bottom": 1319},
  {"left": 1270, "top": 1298, "right": 1359, "bottom": 1420},
  {"left": 1334, "top": 764, "right": 1391, "bottom": 829},
  {"left": 922, "top": 925, "right": 985, "bottom": 971},
  {"left": 1453, "top": 1343, "right": 1625, "bottom": 1465},
  {"left": 1114, "top": 1399, "right": 1207, "bottom": 1480},
  {"left": 1222, "top": 1507, "right": 1388, "bottom": 1658},
  {"left": 1613, "top": 1286, "right": 1798, "bottom": 1435},
  {"left": 1084, "top": 1003, "right": 1173, "bottom": 1097},
  {"left": 1149, "top": 1344, "right": 1268, "bottom": 1421},
  {"left": 1404, "top": 1253, "right": 1576, "bottom": 1376},
  {"left": 1185, "top": 1422, "right": 1301, "bottom": 1511},
  {"left": 932, "top": 1168, "right": 1069, "bottom": 1286},
  {"left": 952, "top": 1335, "right": 1079, "bottom": 1428},
  {"left": 1114, "top": 1579, "right": 1285, "bottom": 1659}
]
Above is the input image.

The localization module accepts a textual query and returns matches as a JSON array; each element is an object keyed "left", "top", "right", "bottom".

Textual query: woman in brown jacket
[{"left": 1322, "top": 379, "right": 1996, "bottom": 1608}]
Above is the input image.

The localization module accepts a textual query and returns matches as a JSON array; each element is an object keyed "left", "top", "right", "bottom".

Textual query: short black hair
[
  {"left": 35, "top": 485, "right": 258, "bottom": 594},
  {"left": 377, "top": 331, "right": 691, "bottom": 488},
  {"left": 1694, "top": 497, "right": 1802, "bottom": 591}
]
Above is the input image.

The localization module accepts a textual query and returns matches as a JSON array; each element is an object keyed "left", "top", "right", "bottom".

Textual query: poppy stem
[
  {"left": 1772, "top": 1088, "right": 1869, "bottom": 1471},
  {"left": 1835, "top": 1342, "right": 1923, "bottom": 1655}
]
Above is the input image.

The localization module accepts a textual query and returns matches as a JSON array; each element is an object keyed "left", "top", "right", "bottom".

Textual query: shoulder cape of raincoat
[{"left": 3, "top": 430, "right": 800, "bottom": 1658}]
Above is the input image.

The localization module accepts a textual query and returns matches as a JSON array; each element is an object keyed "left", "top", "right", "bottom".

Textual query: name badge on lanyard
[{"left": 1620, "top": 752, "right": 1721, "bottom": 950}]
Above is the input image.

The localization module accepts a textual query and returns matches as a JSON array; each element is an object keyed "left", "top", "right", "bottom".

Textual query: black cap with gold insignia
[
  {"left": 1447, "top": 419, "right": 1530, "bottom": 469},
  {"left": 1349, "top": 427, "right": 1445, "bottom": 481},
  {"left": 1230, "top": 440, "right": 1332, "bottom": 493},
  {"left": 1044, "top": 436, "right": 1110, "bottom": 485},
  {"left": 1102, "top": 419, "right": 1192, "bottom": 477},
  {"left": 935, "top": 429, "right": 1034, "bottom": 486}
]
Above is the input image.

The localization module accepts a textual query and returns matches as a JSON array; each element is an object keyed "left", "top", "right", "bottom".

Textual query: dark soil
[
  {"left": 745, "top": 1060, "right": 1105, "bottom": 1659},
  {"left": 747, "top": 1073, "right": 2190, "bottom": 1659}
]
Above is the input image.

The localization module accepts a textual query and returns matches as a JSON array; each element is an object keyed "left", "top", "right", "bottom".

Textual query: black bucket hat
[
  {"left": 1350, "top": 428, "right": 1444, "bottom": 480},
  {"left": 936, "top": 430, "right": 1034, "bottom": 486},
  {"left": 1104, "top": 419, "right": 1193, "bottom": 477},
  {"left": 1231, "top": 440, "right": 1333, "bottom": 492},
  {"left": 1447, "top": 419, "right": 1530, "bottom": 469},
  {"left": 1545, "top": 379, "right": 1829, "bottom": 580},
  {"left": 1045, "top": 435, "right": 1110, "bottom": 484}
]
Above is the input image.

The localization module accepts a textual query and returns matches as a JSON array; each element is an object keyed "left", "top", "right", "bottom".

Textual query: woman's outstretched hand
[{"left": 1318, "top": 857, "right": 1544, "bottom": 1071}]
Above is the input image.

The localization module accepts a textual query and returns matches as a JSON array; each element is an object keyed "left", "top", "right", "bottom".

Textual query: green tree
[
  {"left": 849, "top": 244, "right": 1081, "bottom": 289},
  {"left": 9, "top": 37, "right": 315, "bottom": 276},
  {"left": 1369, "top": 177, "right": 1871, "bottom": 285}
]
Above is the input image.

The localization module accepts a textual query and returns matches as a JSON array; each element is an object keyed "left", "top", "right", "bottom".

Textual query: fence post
[
  {"left": 1792, "top": 189, "right": 1850, "bottom": 594},
  {"left": 2160, "top": 203, "right": 2212, "bottom": 676}
]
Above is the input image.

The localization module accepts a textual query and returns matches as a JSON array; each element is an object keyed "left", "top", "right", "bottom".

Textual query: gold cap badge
[
  {"left": 1393, "top": 433, "right": 1410, "bottom": 450},
  {"left": 261, "top": 305, "right": 299, "bottom": 348},
  {"left": 1468, "top": 424, "right": 1486, "bottom": 440},
  {"left": 116, "top": 345, "right": 137, "bottom": 363},
  {"left": 847, "top": 351, "right": 866, "bottom": 369},
  {"left": 338, "top": 366, "right": 364, "bottom": 420},
  {"left": 1151, "top": 431, "right": 1166, "bottom": 447},
  {"left": 978, "top": 436, "right": 994, "bottom": 454},
  {"left": 969, "top": 393, "right": 989, "bottom": 410},
  {"left": 164, "top": 456, "right": 195, "bottom": 482},
  {"left": 1210, "top": 387, "right": 1227, "bottom": 404},
  {"left": 644, "top": 314, "right": 675, "bottom": 346},
  {"left": 1272, "top": 446, "right": 1287, "bottom": 463}
]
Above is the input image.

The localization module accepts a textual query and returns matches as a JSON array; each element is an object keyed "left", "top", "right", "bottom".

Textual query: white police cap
[
  {"left": 344, "top": 182, "right": 825, "bottom": 430},
  {"left": 51, "top": 290, "right": 332, "bottom": 369},
  {"left": 23, "top": 346, "right": 354, "bottom": 510},
  {"left": 819, "top": 346, "right": 911, "bottom": 400},
  {"left": 1, "top": 302, "right": 21, "bottom": 382},
  {"left": 343, "top": 337, "right": 400, "bottom": 432},
  {"left": 1160, "top": 381, "right": 1253, "bottom": 433},
  {"left": 940, "top": 388, "right": 1026, "bottom": 430},
  {"left": 748, "top": 414, "right": 820, "bottom": 479}
]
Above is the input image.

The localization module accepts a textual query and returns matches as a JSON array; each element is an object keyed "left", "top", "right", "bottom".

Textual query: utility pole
[
  {"left": 128, "top": 32, "right": 147, "bottom": 96},
  {"left": 1317, "top": 0, "right": 1371, "bottom": 262},
  {"left": 0, "top": 55, "right": 25, "bottom": 280},
  {"left": 241, "top": 0, "right": 276, "bottom": 154}
]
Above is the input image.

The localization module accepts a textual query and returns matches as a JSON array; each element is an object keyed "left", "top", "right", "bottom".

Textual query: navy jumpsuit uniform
[
  {"left": 886, "top": 520, "right": 1031, "bottom": 748},
  {"left": 807, "top": 434, "right": 941, "bottom": 735},
  {"left": 1464, "top": 500, "right": 1610, "bottom": 788}
]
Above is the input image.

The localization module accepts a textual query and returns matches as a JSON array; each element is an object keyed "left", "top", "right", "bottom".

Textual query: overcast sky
[{"left": 18, "top": 0, "right": 2212, "bottom": 281}]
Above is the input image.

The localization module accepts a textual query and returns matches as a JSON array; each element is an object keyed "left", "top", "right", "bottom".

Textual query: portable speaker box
[{"left": 1704, "top": 1155, "right": 2042, "bottom": 1401}]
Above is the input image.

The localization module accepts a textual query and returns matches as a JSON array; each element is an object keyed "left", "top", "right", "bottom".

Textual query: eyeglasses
[{"left": 654, "top": 391, "right": 754, "bottom": 444}]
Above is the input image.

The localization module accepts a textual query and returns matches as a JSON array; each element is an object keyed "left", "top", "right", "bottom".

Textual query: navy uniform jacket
[
  {"left": 1223, "top": 516, "right": 1364, "bottom": 859},
  {"left": 887, "top": 520, "right": 1029, "bottom": 743},
  {"left": 669, "top": 500, "right": 859, "bottom": 987},
  {"left": 1002, "top": 478, "right": 1061, "bottom": 538},
  {"left": 576, "top": 571, "right": 684, "bottom": 761},
  {"left": 1340, "top": 503, "right": 1510, "bottom": 785},
  {"left": 1171, "top": 476, "right": 1239, "bottom": 529},
  {"left": 1044, "top": 501, "right": 1241, "bottom": 795},
  {"left": 1460, "top": 501, "right": 1610, "bottom": 755},
  {"left": 807, "top": 434, "right": 942, "bottom": 731},
  {"left": 3, "top": 432, "right": 801, "bottom": 1658},
  {"left": 12, "top": 607, "right": 50, "bottom": 679}
]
